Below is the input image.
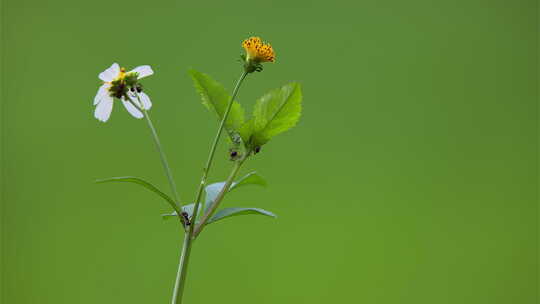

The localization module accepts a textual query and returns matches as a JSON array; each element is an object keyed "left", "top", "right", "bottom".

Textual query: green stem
[
  {"left": 143, "top": 110, "right": 182, "bottom": 206},
  {"left": 193, "top": 155, "right": 247, "bottom": 237},
  {"left": 171, "top": 232, "right": 192, "bottom": 304},
  {"left": 171, "top": 70, "right": 249, "bottom": 304},
  {"left": 127, "top": 95, "right": 185, "bottom": 227}
]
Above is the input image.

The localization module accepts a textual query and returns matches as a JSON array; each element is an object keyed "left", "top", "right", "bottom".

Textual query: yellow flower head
[{"left": 242, "top": 37, "right": 275, "bottom": 63}]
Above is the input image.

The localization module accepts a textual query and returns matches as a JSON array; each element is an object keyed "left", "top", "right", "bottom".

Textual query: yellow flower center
[
  {"left": 114, "top": 67, "right": 127, "bottom": 82},
  {"left": 106, "top": 67, "right": 128, "bottom": 97},
  {"left": 242, "top": 37, "right": 275, "bottom": 63}
]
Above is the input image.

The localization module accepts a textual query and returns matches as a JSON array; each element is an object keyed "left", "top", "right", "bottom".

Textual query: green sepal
[{"left": 124, "top": 73, "right": 138, "bottom": 87}]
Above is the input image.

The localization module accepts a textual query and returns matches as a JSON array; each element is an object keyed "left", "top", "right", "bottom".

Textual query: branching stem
[
  {"left": 171, "top": 70, "right": 249, "bottom": 304},
  {"left": 193, "top": 155, "right": 247, "bottom": 237}
]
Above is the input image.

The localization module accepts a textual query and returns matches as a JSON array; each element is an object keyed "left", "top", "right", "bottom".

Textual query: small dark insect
[
  {"left": 230, "top": 151, "right": 238, "bottom": 158},
  {"left": 254, "top": 146, "right": 261, "bottom": 154},
  {"left": 181, "top": 211, "right": 191, "bottom": 226},
  {"left": 136, "top": 84, "right": 143, "bottom": 93}
]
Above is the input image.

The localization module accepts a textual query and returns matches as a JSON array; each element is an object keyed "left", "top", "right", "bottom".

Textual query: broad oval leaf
[
  {"left": 95, "top": 176, "right": 180, "bottom": 213},
  {"left": 189, "top": 69, "right": 245, "bottom": 140},
  {"left": 206, "top": 207, "right": 277, "bottom": 225},
  {"left": 249, "top": 82, "right": 302, "bottom": 146}
]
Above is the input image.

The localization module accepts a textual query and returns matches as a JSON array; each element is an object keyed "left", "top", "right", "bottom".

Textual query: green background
[{"left": 1, "top": 0, "right": 537, "bottom": 303}]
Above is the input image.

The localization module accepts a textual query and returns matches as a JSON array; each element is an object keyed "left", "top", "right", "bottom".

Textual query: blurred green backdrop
[{"left": 1, "top": 0, "right": 537, "bottom": 303}]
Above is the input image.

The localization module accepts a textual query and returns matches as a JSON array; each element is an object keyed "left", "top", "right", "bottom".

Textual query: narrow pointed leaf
[
  {"left": 189, "top": 69, "right": 245, "bottom": 139},
  {"left": 162, "top": 212, "right": 178, "bottom": 220},
  {"left": 95, "top": 176, "right": 179, "bottom": 213},
  {"left": 206, "top": 207, "right": 277, "bottom": 225},
  {"left": 250, "top": 82, "right": 302, "bottom": 146}
]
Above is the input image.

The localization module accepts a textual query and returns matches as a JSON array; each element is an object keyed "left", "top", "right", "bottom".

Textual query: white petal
[
  {"left": 138, "top": 92, "right": 152, "bottom": 110},
  {"left": 93, "top": 83, "right": 110, "bottom": 105},
  {"left": 98, "top": 63, "right": 120, "bottom": 82},
  {"left": 94, "top": 96, "right": 114, "bottom": 122},
  {"left": 122, "top": 98, "right": 144, "bottom": 119},
  {"left": 130, "top": 65, "right": 153, "bottom": 79}
]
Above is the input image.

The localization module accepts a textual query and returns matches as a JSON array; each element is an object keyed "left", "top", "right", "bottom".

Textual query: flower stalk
[
  {"left": 171, "top": 70, "right": 249, "bottom": 304},
  {"left": 127, "top": 95, "right": 186, "bottom": 227},
  {"left": 142, "top": 109, "right": 185, "bottom": 227}
]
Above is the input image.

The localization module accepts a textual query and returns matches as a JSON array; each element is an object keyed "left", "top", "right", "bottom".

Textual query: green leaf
[
  {"left": 189, "top": 69, "right": 245, "bottom": 139},
  {"left": 248, "top": 82, "right": 302, "bottom": 147},
  {"left": 162, "top": 212, "right": 178, "bottom": 220},
  {"left": 204, "top": 172, "right": 267, "bottom": 213},
  {"left": 206, "top": 207, "right": 277, "bottom": 224},
  {"left": 204, "top": 182, "right": 227, "bottom": 213},
  {"left": 95, "top": 176, "right": 179, "bottom": 211},
  {"left": 231, "top": 172, "right": 267, "bottom": 190},
  {"left": 238, "top": 119, "right": 254, "bottom": 145}
]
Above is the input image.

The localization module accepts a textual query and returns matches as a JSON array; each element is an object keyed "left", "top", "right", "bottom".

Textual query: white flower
[{"left": 93, "top": 63, "right": 154, "bottom": 122}]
